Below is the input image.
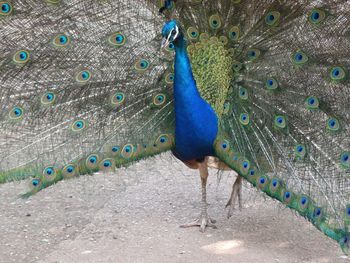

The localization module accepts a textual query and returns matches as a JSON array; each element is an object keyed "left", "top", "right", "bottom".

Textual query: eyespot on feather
[
  {"left": 0, "top": 2, "right": 12, "bottom": 15},
  {"left": 308, "top": 8, "right": 326, "bottom": 25},
  {"left": 134, "top": 59, "right": 150, "bottom": 72},
  {"left": 330, "top": 66, "right": 347, "bottom": 81},
  {"left": 274, "top": 115, "right": 287, "bottom": 129},
  {"left": 121, "top": 144, "right": 134, "bottom": 159},
  {"left": 29, "top": 178, "right": 42, "bottom": 192},
  {"left": 53, "top": 34, "right": 70, "bottom": 47},
  {"left": 153, "top": 93, "right": 167, "bottom": 107},
  {"left": 99, "top": 158, "right": 115, "bottom": 171},
  {"left": 295, "top": 144, "right": 307, "bottom": 160},
  {"left": 305, "top": 96, "right": 319, "bottom": 109},
  {"left": 13, "top": 50, "right": 30, "bottom": 64},
  {"left": 62, "top": 164, "right": 78, "bottom": 178},
  {"left": 42, "top": 166, "right": 57, "bottom": 181},
  {"left": 265, "top": 78, "right": 278, "bottom": 90},
  {"left": 239, "top": 113, "right": 250, "bottom": 126},
  {"left": 326, "top": 118, "right": 340, "bottom": 132},
  {"left": 41, "top": 92, "right": 57, "bottom": 106},
  {"left": 247, "top": 48, "right": 260, "bottom": 61},
  {"left": 209, "top": 14, "right": 222, "bottom": 30},
  {"left": 9, "top": 107, "right": 24, "bottom": 120},
  {"left": 86, "top": 154, "right": 100, "bottom": 170},
  {"left": 76, "top": 70, "right": 91, "bottom": 83},
  {"left": 340, "top": 152, "right": 350, "bottom": 169},
  {"left": 265, "top": 11, "right": 280, "bottom": 26},
  {"left": 110, "top": 92, "right": 125, "bottom": 107},
  {"left": 71, "top": 120, "right": 88, "bottom": 132},
  {"left": 292, "top": 50, "right": 308, "bottom": 66},
  {"left": 228, "top": 26, "right": 240, "bottom": 41},
  {"left": 108, "top": 32, "right": 126, "bottom": 47},
  {"left": 239, "top": 87, "right": 248, "bottom": 100},
  {"left": 187, "top": 27, "right": 199, "bottom": 40}
]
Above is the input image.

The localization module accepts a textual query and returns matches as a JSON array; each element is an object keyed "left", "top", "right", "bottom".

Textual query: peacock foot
[
  {"left": 226, "top": 175, "right": 243, "bottom": 219},
  {"left": 180, "top": 214, "right": 217, "bottom": 232}
]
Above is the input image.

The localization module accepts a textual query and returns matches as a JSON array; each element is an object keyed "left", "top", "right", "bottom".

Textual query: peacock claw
[
  {"left": 180, "top": 215, "right": 217, "bottom": 232},
  {"left": 226, "top": 175, "right": 243, "bottom": 219}
]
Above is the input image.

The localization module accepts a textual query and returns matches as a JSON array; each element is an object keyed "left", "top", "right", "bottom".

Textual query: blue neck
[{"left": 172, "top": 36, "right": 218, "bottom": 161}]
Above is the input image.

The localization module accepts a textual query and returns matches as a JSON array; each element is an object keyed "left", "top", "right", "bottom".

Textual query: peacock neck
[
  {"left": 173, "top": 36, "right": 201, "bottom": 101},
  {"left": 172, "top": 35, "right": 218, "bottom": 161}
]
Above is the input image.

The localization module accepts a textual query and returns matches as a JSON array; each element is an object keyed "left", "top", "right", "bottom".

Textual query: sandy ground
[{"left": 0, "top": 153, "right": 349, "bottom": 263}]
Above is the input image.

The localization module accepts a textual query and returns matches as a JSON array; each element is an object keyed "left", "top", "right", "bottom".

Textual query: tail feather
[
  {"left": 212, "top": 0, "right": 350, "bottom": 253},
  {"left": 0, "top": 0, "right": 175, "bottom": 192}
]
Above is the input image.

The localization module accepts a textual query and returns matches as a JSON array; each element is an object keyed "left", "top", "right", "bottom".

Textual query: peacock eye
[
  {"left": 228, "top": 26, "right": 240, "bottom": 41},
  {"left": 283, "top": 191, "right": 292, "bottom": 203},
  {"left": 103, "top": 160, "right": 112, "bottom": 167},
  {"left": 327, "top": 117, "right": 340, "bottom": 131},
  {"left": 112, "top": 146, "right": 120, "bottom": 152},
  {"left": 330, "top": 66, "right": 346, "bottom": 81},
  {"left": 187, "top": 27, "right": 199, "bottom": 40},
  {"left": 41, "top": 92, "right": 57, "bottom": 105},
  {"left": 71, "top": 120, "right": 87, "bottom": 132},
  {"left": 9, "top": 106, "right": 24, "bottom": 120},
  {"left": 134, "top": 59, "right": 150, "bottom": 72},
  {"left": 153, "top": 93, "right": 167, "bottom": 106},
  {"left": 239, "top": 113, "right": 250, "bottom": 125},
  {"left": 1, "top": 2, "right": 12, "bottom": 15},
  {"left": 43, "top": 166, "right": 55, "bottom": 177},
  {"left": 295, "top": 144, "right": 307, "bottom": 159},
  {"left": 314, "top": 207, "right": 322, "bottom": 217},
  {"left": 340, "top": 152, "right": 350, "bottom": 169},
  {"left": 121, "top": 144, "right": 134, "bottom": 158},
  {"left": 76, "top": 70, "right": 91, "bottom": 83},
  {"left": 292, "top": 50, "right": 308, "bottom": 66},
  {"left": 53, "top": 34, "right": 70, "bottom": 47},
  {"left": 31, "top": 178, "right": 40, "bottom": 187},
  {"left": 309, "top": 8, "right": 326, "bottom": 24},
  {"left": 209, "top": 14, "right": 222, "bottom": 29},
  {"left": 274, "top": 115, "right": 287, "bottom": 129},
  {"left": 247, "top": 48, "right": 261, "bottom": 61},
  {"left": 125, "top": 146, "right": 131, "bottom": 152},
  {"left": 110, "top": 91, "right": 125, "bottom": 107},
  {"left": 13, "top": 50, "right": 30, "bottom": 64},
  {"left": 305, "top": 96, "right": 319, "bottom": 109},
  {"left": 239, "top": 87, "right": 248, "bottom": 100},
  {"left": 265, "top": 11, "right": 280, "bottom": 26},
  {"left": 109, "top": 32, "right": 126, "bottom": 47},
  {"left": 265, "top": 78, "right": 278, "bottom": 90}
]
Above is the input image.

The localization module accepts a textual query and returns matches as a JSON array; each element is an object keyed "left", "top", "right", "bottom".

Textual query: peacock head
[{"left": 161, "top": 20, "right": 182, "bottom": 48}]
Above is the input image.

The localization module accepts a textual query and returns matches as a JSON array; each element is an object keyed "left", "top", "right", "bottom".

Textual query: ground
[{"left": 0, "top": 153, "right": 349, "bottom": 263}]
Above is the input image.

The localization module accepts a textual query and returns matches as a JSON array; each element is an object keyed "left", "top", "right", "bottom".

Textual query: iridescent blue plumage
[{"left": 162, "top": 21, "right": 218, "bottom": 161}]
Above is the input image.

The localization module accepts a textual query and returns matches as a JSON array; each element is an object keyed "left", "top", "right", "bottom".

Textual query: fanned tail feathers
[
  {"left": 160, "top": 0, "right": 350, "bottom": 253},
  {"left": 0, "top": 0, "right": 350, "bottom": 254},
  {"left": 0, "top": 0, "right": 176, "bottom": 194}
]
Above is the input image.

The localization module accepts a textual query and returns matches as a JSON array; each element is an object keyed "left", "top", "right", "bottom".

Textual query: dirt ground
[{"left": 0, "top": 153, "right": 349, "bottom": 263}]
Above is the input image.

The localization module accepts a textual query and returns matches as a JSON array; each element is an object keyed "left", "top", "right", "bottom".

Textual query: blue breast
[{"left": 173, "top": 37, "right": 218, "bottom": 161}]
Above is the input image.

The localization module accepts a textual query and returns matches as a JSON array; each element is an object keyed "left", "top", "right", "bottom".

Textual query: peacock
[{"left": 0, "top": 0, "right": 349, "bottom": 254}]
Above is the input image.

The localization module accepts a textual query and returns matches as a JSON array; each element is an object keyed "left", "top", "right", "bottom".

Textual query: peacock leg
[
  {"left": 180, "top": 158, "right": 217, "bottom": 232},
  {"left": 225, "top": 175, "right": 243, "bottom": 218}
]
